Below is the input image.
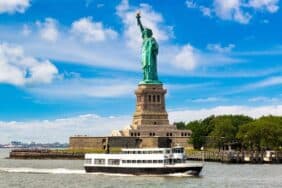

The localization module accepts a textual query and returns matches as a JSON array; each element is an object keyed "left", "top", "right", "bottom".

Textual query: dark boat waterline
[{"left": 84, "top": 166, "right": 203, "bottom": 176}]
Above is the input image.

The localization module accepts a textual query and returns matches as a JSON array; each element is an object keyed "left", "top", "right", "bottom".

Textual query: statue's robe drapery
[{"left": 141, "top": 37, "right": 159, "bottom": 82}]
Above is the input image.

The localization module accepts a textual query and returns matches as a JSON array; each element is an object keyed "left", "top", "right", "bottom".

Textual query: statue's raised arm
[{"left": 136, "top": 12, "right": 144, "bottom": 33}]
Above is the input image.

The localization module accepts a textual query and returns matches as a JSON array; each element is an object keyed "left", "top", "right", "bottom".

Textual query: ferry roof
[{"left": 121, "top": 146, "right": 183, "bottom": 151}]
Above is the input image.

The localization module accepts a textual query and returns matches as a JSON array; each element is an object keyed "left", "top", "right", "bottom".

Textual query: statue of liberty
[{"left": 136, "top": 12, "right": 161, "bottom": 84}]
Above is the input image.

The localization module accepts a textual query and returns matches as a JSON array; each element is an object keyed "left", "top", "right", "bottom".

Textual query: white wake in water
[
  {"left": 0, "top": 167, "right": 85, "bottom": 174},
  {"left": 0, "top": 167, "right": 194, "bottom": 177}
]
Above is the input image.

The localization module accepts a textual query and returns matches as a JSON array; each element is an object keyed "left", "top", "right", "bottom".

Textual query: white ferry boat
[{"left": 84, "top": 146, "right": 203, "bottom": 175}]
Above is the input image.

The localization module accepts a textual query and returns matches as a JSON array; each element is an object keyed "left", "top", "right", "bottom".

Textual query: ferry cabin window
[
  {"left": 85, "top": 158, "right": 92, "bottom": 164},
  {"left": 174, "top": 159, "right": 182, "bottom": 163},
  {"left": 108, "top": 159, "right": 120, "bottom": 165},
  {"left": 125, "top": 160, "right": 164, "bottom": 163},
  {"left": 94, "top": 159, "right": 105, "bottom": 164},
  {"left": 153, "top": 150, "right": 162, "bottom": 154},
  {"left": 172, "top": 148, "right": 184, "bottom": 153}
]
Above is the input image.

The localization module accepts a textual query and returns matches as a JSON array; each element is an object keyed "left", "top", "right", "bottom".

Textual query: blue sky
[{"left": 0, "top": 0, "right": 282, "bottom": 143}]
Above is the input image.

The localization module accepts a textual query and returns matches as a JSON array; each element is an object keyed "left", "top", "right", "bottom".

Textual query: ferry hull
[{"left": 84, "top": 166, "right": 202, "bottom": 176}]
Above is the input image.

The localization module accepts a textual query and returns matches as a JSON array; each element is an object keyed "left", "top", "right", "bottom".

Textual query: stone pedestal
[
  {"left": 119, "top": 84, "right": 191, "bottom": 139},
  {"left": 132, "top": 84, "right": 169, "bottom": 129}
]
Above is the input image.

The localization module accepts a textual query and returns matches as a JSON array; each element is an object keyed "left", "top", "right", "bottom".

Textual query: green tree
[
  {"left": 209, "top": 117, "right": 237, "bottom": 149},
  {"left": 208, "top": 115, "right": 253, "bottom": 149},
  {"left": 237, "top": 116, "right": 282, "bottom": 150},
  {"left": 175, "top": 121, "right": 186, "bottom": 130},
  {"left": 186, "top": 121, "right": 205, "bottom": 149}
]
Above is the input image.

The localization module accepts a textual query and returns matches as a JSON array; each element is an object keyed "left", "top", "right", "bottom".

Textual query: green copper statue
[{"left": 136, "top": 12, "right": 161, "bottom": 84}]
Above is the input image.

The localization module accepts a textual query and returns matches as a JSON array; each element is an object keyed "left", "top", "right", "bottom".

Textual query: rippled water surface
[{"left": 0, "top": 149, "right": 281, "bottom": 188}]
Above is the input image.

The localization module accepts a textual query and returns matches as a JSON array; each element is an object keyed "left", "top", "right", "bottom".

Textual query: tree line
[{"left": 175, "top": 115, "right": 282, "bottom": 151}]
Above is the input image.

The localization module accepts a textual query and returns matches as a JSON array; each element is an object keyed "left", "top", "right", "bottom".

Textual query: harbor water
[{"left": 0, "top": 149, "right": 281, "bottom": 188}]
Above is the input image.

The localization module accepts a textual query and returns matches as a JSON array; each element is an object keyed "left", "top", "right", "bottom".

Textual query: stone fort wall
[{"left": 69, "top": 136, "right": 192, "bottom": 150}]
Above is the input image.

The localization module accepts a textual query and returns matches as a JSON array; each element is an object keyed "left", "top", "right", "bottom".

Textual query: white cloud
[
  {"left": 158, "top": 41, "right": 241, "bottom": 73},
  {"left": 214, "top": 0, "right": 252, "bottom": 24},
  {"left": 248, "top": 0, "right": 279, "bottom": 13},
  {"left": 200, "top": 6, "right": 212, "bottom": 17},
  {"left": 191, "top": 97, "right": 226, "bottom": 103},
  {"left": 0, "top": 0, "right": 30, "bottom": 14},
  {"left": 247, "top": 76, "right": 282, "bottom": 89},
  {"left": 187, "top": 0, "right": 280, "bottom": 24},
  {"left": 186, "top": 1, "right": 212, "bottom": 17},
  {"left": 36, "top": 18, "right": 59, "bottom": 42},
  {"left": 116, "top": 0, "right": 172, "bottom": 49},
  {"left": 1, "top": 105, "right": 282, "bottom": 143},
  {"left": 22, "top": 24, "right": 31, "bottom": 36},
  {"left": 71, "top": 17, "right": 118, "bottom": 43},
  {"left": 207, "top": 43, "right": 235, "bottom": 53},
  {"left": 27, "top": 77, "right": 136, "bottom": 99},
  {"left": 0, "top": 43, "right": 58, "bottom": 86},
  {"left": 0, "top": 114, "right": 131, "bottom": 143},
  {"left": 186, "top": 0, "right": 197, "bottom": 8},
  {"left": 0, "top": 0, "right": 243, "bottom": 78},
  {"left": 248, "top": 96, "right": 280, "bottom": 103},
  {"left": 174, "top": 44, "right": 198, "bottom": 71},
  {"left": 169, "top": 105, "right": 282, "bottom": 122}
]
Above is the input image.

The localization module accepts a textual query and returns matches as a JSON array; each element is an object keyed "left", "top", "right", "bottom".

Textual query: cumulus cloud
[
  {"left": 186, "top": 0, "right": 280, "bottom": 24},
  {"left": 214, "top": 0, "right": 252, "bottom": 24},
  {"left": 0, "top": 0, "right": 30, "bottom": 14},
  {"left": 71, "top": 17, "right": 118, "bottom": 43},
  {"left": 36, "top": 18, "right": 59, "bottom": 42},
  {"left": 116, "top": 0, "right": 172, "bottom": 49},
  {"left": 174, "top": 44, "right": 198, "bottom": 71},
  {"left": 0, "top": 43, "right": 58, "bottom": 86},
  {"left": 0, "top": 0, "right": 243, "bottom": 78}
]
